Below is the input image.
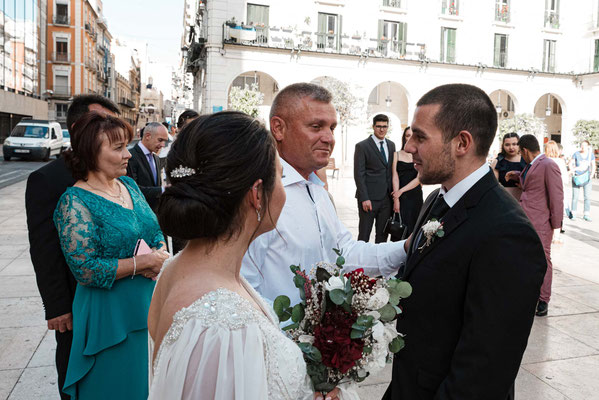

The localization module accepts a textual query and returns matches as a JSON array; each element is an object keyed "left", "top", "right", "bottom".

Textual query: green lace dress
[{"left": 54, "top": 176, "right": 164, "bottom": 400}]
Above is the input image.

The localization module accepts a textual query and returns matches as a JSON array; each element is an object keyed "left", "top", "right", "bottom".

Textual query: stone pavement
[{"left": 0, "top": 170, "right": 598, "bottom": 399}]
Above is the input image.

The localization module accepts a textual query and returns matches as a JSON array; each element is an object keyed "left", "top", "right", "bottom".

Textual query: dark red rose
[
  {"left": 344, "top": 268, "right": 376, "bottom": 290},
  {"left": 313, "top": 308, "right": 364, "bottom": 374}
]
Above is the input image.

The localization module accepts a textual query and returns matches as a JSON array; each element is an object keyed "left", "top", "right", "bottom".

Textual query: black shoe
[
  {"left": 566, "top": 208, "right": 574, "bottom": 220},
  {"left": 536, "top": 301, "right": 548, "bottom": 317}
]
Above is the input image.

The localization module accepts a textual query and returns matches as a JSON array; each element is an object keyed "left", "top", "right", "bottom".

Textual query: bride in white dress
[{"left": 147, "top": 112, "right": 340, "bottom": 400}]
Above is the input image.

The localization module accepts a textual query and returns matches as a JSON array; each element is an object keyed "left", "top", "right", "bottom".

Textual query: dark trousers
[
  {"left": 357, "top": 198, "right": 392, "bottom": 243},
  {"left": 55, "top": 330, "right": 73, "bottom": 400}
]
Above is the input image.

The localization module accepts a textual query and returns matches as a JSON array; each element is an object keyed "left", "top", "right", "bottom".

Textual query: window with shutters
[
  {"left": 544, "top": 0, "right": 560, "bottom": 29},
  {"left": 247, "top": 4, "right": 269, "bottom": 44},
  {"left": 440, "top": 27, "right": 456, "bottom": 63},
  {"left": 441, "top": 0, "right": 459, "bottom": 16},
  {"left": 495, "top": 0, "right": 510, "bottom": 23},
  {"left": 317, "top": 13, "right": 340, "bottom": 51},
  {"left": 493, "top": 34, "right": 508, "bottom": 67},
  {"left": 542, "top": 39, "right": 556, "bottom": 72},
  {"left": 378, "top": 20, "right": 407, "bottom": 57},
  {"left": 594, "top": 40, "right": 599, "bottom": 72}
]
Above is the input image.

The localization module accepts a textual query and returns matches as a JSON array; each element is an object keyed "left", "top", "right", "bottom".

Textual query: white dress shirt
[
  {"left": 439, "top": 162, "right": 491, "bottom": 207},
  {"left": 371, "top": 135, "right": 389, "bottom": 163},
  {"left": 241, "top": 158, "right": 407, "bottom": 305}
]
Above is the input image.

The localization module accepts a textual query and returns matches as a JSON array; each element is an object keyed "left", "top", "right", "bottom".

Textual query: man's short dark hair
[
  {"left": 518, "top": 134, "right": 540, "bottom": 153},
  {"left": 417, "top": 84, "right": 497, "bottom": 157},
  {"left": 372, "top": 114, "right": 389, "bottom": 126},
  {"left": 66, "top": 94, "right": 120, "bottom": 133},
  {"left": 270, "top": 83, "right": 333, "bottom": 120},
  {"left": 177, "top": 109, "right": 200, "bottom": 129}
]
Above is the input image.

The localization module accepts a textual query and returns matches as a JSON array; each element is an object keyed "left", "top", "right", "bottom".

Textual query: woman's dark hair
[
  {"left": 176, "top": 109, "right": 200, "bottom": 129},
  {"left": 401, "top": 126, "right": 411, "bottom": 150},
  {"left": 499, "top": 132, "right": 519, "bottom": 158},
  {"left": 64, "top": 112, "right": 133, "bottom": 181},
  {"left": 158, "top": 111, "right": 277, "bottom": 242}
]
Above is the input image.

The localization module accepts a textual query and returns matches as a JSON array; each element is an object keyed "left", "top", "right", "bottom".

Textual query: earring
[{"left": 256, "top": 208, "right": 261, "bottom": 222}]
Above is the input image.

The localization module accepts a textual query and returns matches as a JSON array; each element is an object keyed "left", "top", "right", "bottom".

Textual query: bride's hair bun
[{"left": 157, "top": 111, "right": 276, "bottom": 241}]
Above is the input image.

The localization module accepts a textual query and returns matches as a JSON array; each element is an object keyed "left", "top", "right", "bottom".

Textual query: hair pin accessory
[{"left": 170, "top": 165, "right": 197, "bottom": 178}]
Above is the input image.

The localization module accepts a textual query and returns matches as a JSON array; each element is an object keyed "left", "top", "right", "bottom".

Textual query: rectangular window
[
  {"left": 594, "top": 39, "right": 599, "bottom": 72},
  {"left": 247, "top": 4, "right": 269, "bottom": 44},
  {"left": 317, "top": 13, "right": 339, "bottom": 51},
  {"left": 493, "top": 34, "right": 508, "bottom": 67},
  {"left": 56, "top": 103, "right": 68, "bottom": 119},
  {"left": 495, "top": 0, "right": 510, "bottom": 23},
  {"left": 378, "top": 20, "right": 407, "bottom": 57},
  {"left": 54, "top": 74, "right": 69, "bottom": 95},
  {"left": 55, "top": 39, "right": 68, "bottom": 62},
  {"left": 545, "top": 0, "right": 560, "bottom": 28},
  {"left": 542, "top": 39, "right": 556, "bottom": 72},
  {"left": 382, "top": 0, "right": 402, "bottom": 8},
  {"left": 441, "top": 0, "right": 459, "bottom": 16},
  {"left": 440, "top": 27, "right": 456, "bottom": 62},
  {"left": 55, "top": 3, "right": 69, "bottom": 24}
]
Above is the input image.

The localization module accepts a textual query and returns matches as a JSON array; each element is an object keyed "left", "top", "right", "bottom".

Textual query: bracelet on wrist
[{"left": 132, "top": 256, "right": 137, "bottom": 279}]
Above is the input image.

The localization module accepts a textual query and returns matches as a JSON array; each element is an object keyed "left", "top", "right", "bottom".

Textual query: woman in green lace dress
[{"left": 54, "top": 112, "right": 169, "bottom": 399}]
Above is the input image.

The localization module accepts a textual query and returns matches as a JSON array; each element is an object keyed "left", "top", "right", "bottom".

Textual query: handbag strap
[{"left": 393, "top": 212, "right": 403, "bottom": 224}]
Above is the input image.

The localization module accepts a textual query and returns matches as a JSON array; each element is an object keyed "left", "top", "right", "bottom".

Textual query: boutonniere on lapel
[{"left": 418, "top": 219, "right": 445, "bottom": 252}]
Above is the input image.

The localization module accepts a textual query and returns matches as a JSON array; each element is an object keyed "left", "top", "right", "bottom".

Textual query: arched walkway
[{"left": 534, "top": 93, "right": 564, "bottom": 143}]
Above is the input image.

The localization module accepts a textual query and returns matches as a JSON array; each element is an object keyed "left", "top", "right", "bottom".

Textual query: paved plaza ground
[{"left": 0, "top": 167, "right": 598, "bottom": 399}]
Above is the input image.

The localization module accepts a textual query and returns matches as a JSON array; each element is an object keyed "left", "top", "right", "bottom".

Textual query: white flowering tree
[
  {"left": 315, "top": 77, "right": 365, "bottom": 162},
  {"left": 228, "top": 83, "right": 264, "bottom": 118},
  {"left": 497, "top": 113, "right": 547, "bottom": 148},
  {"left": 572, "top": 120, "right": 599, "bottom": 149}
]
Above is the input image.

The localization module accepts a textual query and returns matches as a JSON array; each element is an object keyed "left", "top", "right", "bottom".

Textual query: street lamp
[
  {"left": 385, "top": 81, "right": 392, "bottom": 107},
  {"left": 545, "top": 94, "right": 552, "bottom": 116},
  {"left": 496, "top": 90, "right": 502, "bottom": 114}
]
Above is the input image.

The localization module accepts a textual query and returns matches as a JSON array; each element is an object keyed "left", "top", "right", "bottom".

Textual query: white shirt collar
[
  {"left": 138, "top": 141, "right": 152, "bottom": 157},
  {"left": 439, "top": 162, "right": 491, "bottom": 208},
  {"left": 371, "top": 135, "right": 386, "bottom": 145},
  {"left": 528, "top": 153, "right": 543, "bottom": 166},
  {"left": 280, "top": 157, "right": 324, "bottom": 187}
]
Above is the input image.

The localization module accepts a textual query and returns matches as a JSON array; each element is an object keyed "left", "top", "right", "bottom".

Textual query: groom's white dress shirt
[
  {"left": 439, "top": 162, "right": 491, "bottom": 207},
  {"left": 241, "top": 158, "right": 407, "bottom": 306}
]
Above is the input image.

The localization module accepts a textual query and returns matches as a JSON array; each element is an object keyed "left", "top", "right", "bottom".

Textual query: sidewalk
[{"left": 0, "top": 173, "right": 598, "bottom": 399}]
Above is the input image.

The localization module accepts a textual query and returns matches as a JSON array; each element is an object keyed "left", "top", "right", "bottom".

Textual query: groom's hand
[
  {"left": 404, "top": 233, "right": 413, "bottom": 252},
  {"left": 362, "top": 200, "right": 372, "bottom": 212}
]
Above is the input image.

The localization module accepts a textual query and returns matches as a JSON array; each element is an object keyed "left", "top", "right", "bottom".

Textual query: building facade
[
  {"left": 138, "top": 79, "right": 164, "bottom": 129},
  {"left": 183, "top": 0, "right": 599, "bottom": 158},
  {"left": 1, "top": 0, "right": 49, "bottom": 142}
]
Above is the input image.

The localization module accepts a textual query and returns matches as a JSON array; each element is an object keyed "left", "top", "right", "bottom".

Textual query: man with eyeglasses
[{"left": 354, "top": 114, "right": 396, "bottom": 242}]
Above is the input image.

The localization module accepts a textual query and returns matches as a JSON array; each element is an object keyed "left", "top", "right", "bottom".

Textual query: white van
[{"left": 2, "top": 120, "right": 63, "bottom": 161}]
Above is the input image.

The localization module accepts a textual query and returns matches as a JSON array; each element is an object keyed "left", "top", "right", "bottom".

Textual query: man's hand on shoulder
[{"left": 47, "top": 312, "right": 73, "bottom": 332}]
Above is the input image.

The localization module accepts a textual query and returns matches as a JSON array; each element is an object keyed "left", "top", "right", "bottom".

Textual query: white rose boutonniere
[{"left": 418, "top": 219, "right": 445, "bottom": 252}]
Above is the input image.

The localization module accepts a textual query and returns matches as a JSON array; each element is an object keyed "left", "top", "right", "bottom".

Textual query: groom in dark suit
[
  {"left": 354, "top": 114, "right": 396, "bottom": 243},
  {"left": 127, "top": 122, "right": 168, "bottom": 210},
  {"left": 383, "top": 84, "right": 547, "bottom": 400}
]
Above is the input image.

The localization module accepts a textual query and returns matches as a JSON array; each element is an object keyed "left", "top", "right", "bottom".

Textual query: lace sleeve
[{"left": 53, "top": 192, "right": 118, "bottom": 289}]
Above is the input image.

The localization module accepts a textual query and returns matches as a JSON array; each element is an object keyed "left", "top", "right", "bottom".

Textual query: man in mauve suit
[
  {"left": 126, "top": 122, "right": 168, "bottom": 210},
  {"left": 25, "top": 95, "right": 119, "bottom": 400},
  {"left": 511, "top": 134, "right": 563, "bottom": 317},
  {"left": 354, "top": 114, "right": 396, "bottom": 243},
  {"left": 384, "top": 84, "right": 547, "bottom": 400}
]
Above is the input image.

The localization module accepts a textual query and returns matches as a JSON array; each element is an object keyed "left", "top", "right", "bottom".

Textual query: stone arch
[
  {"left": 488, "top": 89, "right": 519, "bottom": 122},
  {"left": 226, "top": 71, "right": 280, "bottom": 120},
  {"left": 534, "top": 93, "right": 565, "bottom": 144},
  {"left": 366, "top": 81, "right": 410, "bottom": 137}
]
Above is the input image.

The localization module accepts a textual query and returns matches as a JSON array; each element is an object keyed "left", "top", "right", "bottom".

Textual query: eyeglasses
[{"left": 374, "top": 125, "right": 388, "bottom": 129}]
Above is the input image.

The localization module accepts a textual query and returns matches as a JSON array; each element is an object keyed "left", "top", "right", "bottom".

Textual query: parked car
[
  {"left": 61, "top": 129, "right": 71, "bottom": 151},
  {"left": 2, "top": 120, "right": 63, "bottom": 161}
]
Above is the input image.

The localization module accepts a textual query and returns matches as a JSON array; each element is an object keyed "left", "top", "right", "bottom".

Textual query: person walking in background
[
  {"left": 390, "top": 126, "right": 423, "bottom": 240},
  {"left": 545, "top": 140, "right": 569, "bottom": 243},
  {"left": 354, "top": 114, "right": 396, "bottom": 243},
  {"left": 508, "top": 134, "right": 563, "bottom": 317},
  {"left": 491, "top": 132, "right": 527, "bottom": 200},
  {"left": 126, "top": 122, "right": 169, "bottom": 210},
  {"left": 176, "top": 109, "right": 200, "bottom": 130},
  {"left": 25, "top": 94, "right": 120, "bottom": 400},
  {"left": 54, "top": 113, "right": 169, "bottom": 399},
  {"left": 568, "top": 140, "right": 595, "bottom": 222}
]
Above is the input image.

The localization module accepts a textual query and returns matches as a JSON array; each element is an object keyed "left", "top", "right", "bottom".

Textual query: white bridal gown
[{"left": 148, "top": 275, "right": 315, "bottom": 399}]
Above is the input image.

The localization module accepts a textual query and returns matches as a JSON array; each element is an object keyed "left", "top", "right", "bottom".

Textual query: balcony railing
[
  {"left": 495, "top": 2, "right": 510, "bottom": 23},
  {"left": 545, "top": 10, "right": 560, "bottom": 29},
  {"left": 52, "top": 52, "right": 70, "bottom": 63},
  {"left": 119, "top": 97, "right": 135, "bottom": 108},
  {"left": 441, "top": 0, "right": 459, "bottom": 16},
  {"left": 382, "top": 0, "right": 403, "bottom": 8},
  {"left": 53, "top": 14, "right": 69, "bottom": 25},
  {"left": 493, "top": 52, "right": 508, "bottom": 68},
  {"left": 223, "top": 24, "right": 426, "bottom": 61}
]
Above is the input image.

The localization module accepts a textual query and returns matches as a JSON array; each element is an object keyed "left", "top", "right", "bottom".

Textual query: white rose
[
  {"left": 371, "top": 321, "right": 385, "bottom": 342},
  {"left": 298, "top": 335, "right": 315, "bottom": 344},
  {"left": 366, "top": 342, "right": 388, "bottom": 372},
  {"left": 366, "top": 288, "right": 390, "bottom": 310},
  {"left": 325, "top": 276, "right": 346, "bottom": 291}
]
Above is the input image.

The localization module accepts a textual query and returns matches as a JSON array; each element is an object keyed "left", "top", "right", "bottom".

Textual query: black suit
[
  {"left": 126, "top": 143, "right": 162, "bottom": 210},
  {"left": 26, "top": 157, "right": 77, "bottom": 400},
  {"left": 384, "top": 170, "right": 547, "bottom": 400},
  {"left": 354, "top": 136, "right": 396, "bottom": 243}
]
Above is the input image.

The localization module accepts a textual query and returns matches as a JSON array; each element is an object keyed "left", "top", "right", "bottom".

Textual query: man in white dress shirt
[{"left": 241, "top": 83, "right": 409, "bottom": 305}]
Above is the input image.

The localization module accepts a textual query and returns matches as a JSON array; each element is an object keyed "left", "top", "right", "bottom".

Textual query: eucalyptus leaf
[
  {"left": 351, "top": 323, "right": 367, "bottom": 332},
  {"left": 329, "top": 289, "right": 345, "bottom": 305},
  {"left": 273, "top": 296, "right": 291, "bottom": 320},
  {"left": 378, "top": 304, "right": 397, "bottom": 322},
  {"left": 298, "top": 342, "right": 322, "bottom": 362},
  {"left": 336, "top": 256, "right": 346, "bottom": 267},
  {"left": 363, "top": 346, "right": 372, "bottom": 354},
  {"left": 396, "top": 281, "right": 413, "bottom": 298},
  {"left": 282, "top": 322, "right": 298, "bottom": 331},
  {"left": 291, "top": 304, "right": 305, "bottom": 323},
  {"left": 333, "top": 248, "right": 342, "bottom": 257},
  {"left": 388, "top": 336, "right": 405, "bottom": 353},
  {"left": 387, "top": 288, "right": 401, "bottom": 306},
  {"left": 436, "top": 229, "right": 445, "bottom": 238},
  {"left": 350, "top": 329, "right": 365, "bottom": 339}
]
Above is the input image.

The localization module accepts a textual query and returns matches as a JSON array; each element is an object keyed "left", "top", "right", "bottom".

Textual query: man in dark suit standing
[
  {"left": 354, "top": 114, "right": 396, "bottom": 243},
  {"left": 126, "top": 122, "right": 168, "bottom": 209},
  {"left": 383, "top": 84, "right": 547, "bottom": 400},
  {"left": 25, "top": 95, "right": 119, "bottom": 400}
]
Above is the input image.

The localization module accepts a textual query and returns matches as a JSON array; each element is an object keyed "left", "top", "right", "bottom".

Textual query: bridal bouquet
[{"left": 273, "top": 249, "right": 412, "bottom": 393}]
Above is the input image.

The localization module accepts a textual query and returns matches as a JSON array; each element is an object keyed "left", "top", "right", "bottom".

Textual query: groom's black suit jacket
[
  {"left": 384, "top": 170, "right": 547, "bottom": 400},
  {"left": 126, "top": 143, "right": 162, "bottom": 210}
]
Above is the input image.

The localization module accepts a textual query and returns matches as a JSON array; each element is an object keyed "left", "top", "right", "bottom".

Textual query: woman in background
[{"left": 491, "top": 132, "right": 527, "bottom": 200}]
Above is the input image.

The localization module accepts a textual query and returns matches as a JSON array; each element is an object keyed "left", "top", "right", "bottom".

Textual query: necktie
[
  {"left": 521, "top": 163, "right": 531, "bottom": 183},
  {"left": 379, "top": 141, "right": 387, "bottom": 164},
  {"left": 147, "top": 153, "right": 157, "bottom": 184}
]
